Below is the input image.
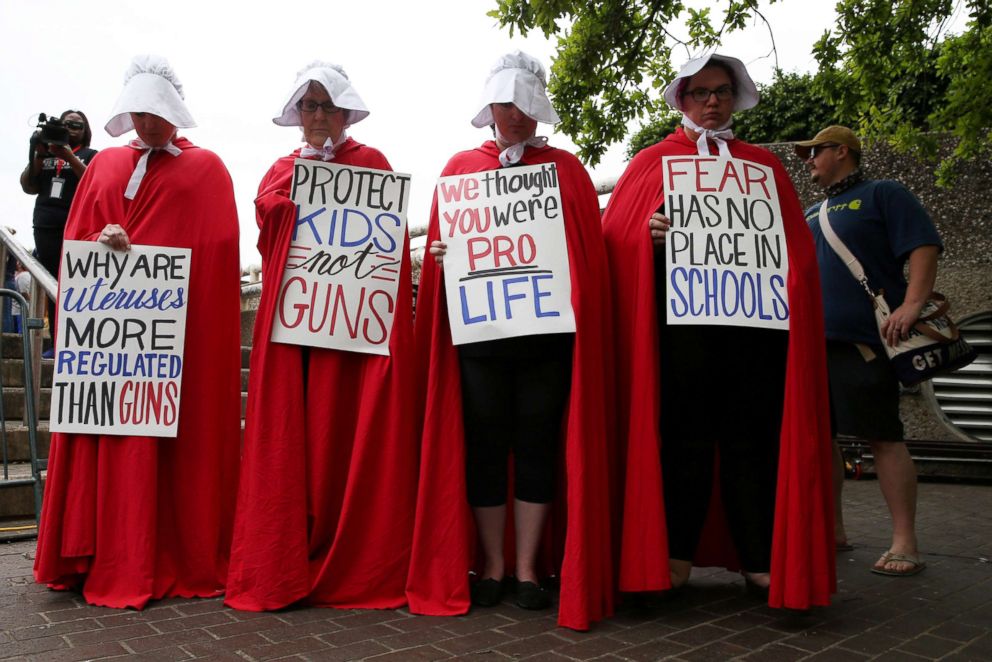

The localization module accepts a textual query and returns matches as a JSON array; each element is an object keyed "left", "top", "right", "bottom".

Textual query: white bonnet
[
  {"left": 273, "top": 61, "right": 369, "bottom": 128},
  {"left": 104, "top": 55, "right": 196, "bottom": 137},
  {"left": 471, "top": 50, "right": 560, "bottom": 128},
  {"left": 662, "top": 52, "right": 760, "bottom": 112}
]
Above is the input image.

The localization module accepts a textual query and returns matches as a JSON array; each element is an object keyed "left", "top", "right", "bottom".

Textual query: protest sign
[
  {"left": 270, "top": 160, "right": 411, "bottom": 356},
  {"left": 662, "top": 155, "right": 790, "bottom": 330},
  {"left": 437, "top": 162, "right": 575, "bottom": 345},
  {"left": 50, "top": 241, "right": 191, "bottom": 437}
]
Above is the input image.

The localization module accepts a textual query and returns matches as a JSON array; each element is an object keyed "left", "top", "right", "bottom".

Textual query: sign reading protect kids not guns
[
  {"left": 271, "top": 160, "right": 411, "bottom": 356},
  {"left": 663, "top": 155, "right": 790, "bottom": 330},
  {"left": 438, "top": 162, "right": 575, "bottom": 345},
  {"left": 50, "top": 241, "right": 191, "bottom": 437}
]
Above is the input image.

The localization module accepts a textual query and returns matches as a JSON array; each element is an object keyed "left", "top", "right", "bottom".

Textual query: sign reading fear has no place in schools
[
  {"left": 438, "top": 162, "right": 575, "bottom": 345},
  {"left": 50, "top": 241, "right": 191, "bottom": 437},
  {"left": 271, "top": 160, "right": 411, "bottom": 356},
  {"left": 663, "top": 155, "right": 790, "bottom": 330}
]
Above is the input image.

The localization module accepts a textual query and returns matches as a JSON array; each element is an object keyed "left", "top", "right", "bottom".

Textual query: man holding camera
[{"left": 19, "top": 110, "right": 97, "bottom": 350}]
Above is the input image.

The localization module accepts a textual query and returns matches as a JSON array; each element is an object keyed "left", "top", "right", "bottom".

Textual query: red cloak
[
  {"left": 225, "top": 139, "right": 419, "bottom": 611},
  {"left": 34, "top": 137, "right": 243, "bottom": 608},
  {"left": 602, "top": 128, "right": 835, "bottom": 609},
  {"left": 406, "top": 141, "right": 614, "bottom": 631}
]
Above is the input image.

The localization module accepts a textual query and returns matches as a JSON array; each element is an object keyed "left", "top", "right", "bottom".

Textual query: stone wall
[{"left": 765, "top": 137, "right": 992, "bottom": 441}]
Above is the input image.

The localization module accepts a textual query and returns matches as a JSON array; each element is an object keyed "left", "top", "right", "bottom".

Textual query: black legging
[{"left": 459, "top": 350, "right": 572, "bottom": 507}]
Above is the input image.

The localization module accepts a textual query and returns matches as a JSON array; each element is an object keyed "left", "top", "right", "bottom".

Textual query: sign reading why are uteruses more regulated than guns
[
  {"left": 438, "top": 162, "right": 575, "bottom": 345},
  {"left": 271, "top": 160, "right": 411, "bottom": 356},
  {"left": 663, "top": 155, "right": 790, "bottom": 330},
  {"left": 50, "top": 241, "right": 191, "bottom": 437}
]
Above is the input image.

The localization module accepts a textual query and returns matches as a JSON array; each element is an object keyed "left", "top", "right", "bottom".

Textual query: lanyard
[{"left": 54, "top": 145, "right": 82, "bottom": 178}]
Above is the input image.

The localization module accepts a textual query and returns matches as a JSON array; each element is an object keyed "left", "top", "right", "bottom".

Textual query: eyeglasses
[
  {"left": 64, "top": 120, "right": 85, "bottom": 130},
  {"left": 683, "top": 85, "right": 734, "bottom": 103},
  {"left": 297, "top": 99, "right": 343, "bottom": 114}
]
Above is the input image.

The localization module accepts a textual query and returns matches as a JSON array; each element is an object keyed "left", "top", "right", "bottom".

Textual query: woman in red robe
[
  {"left": 225, "top": 62, "right": 418, "bottom": 611},
  {"left": 407, "top": 51, "right": 614, "bottom": 630},
  {"left": 34, "top": 55, "right": 242, "bottom": 609},
  {"left": 602, "top": 53, "right": 835, "bottom": 609}
]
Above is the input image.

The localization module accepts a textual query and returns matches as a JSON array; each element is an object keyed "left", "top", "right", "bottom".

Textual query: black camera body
[{"left": 29, "top": 113, "right": 70, "bottom": 153}]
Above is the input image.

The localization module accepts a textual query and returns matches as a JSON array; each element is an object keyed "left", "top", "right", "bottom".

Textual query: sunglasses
[{"left": 64, "top": 120, "right": 85, "bottom": 130}]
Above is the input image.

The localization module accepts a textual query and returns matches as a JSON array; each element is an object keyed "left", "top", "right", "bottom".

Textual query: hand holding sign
[
  {"left": 649, "top": 213, "right": 672, "bottom": 248},
  {"left": 98, "top": 224, "right": 131, "bottom": 251}
]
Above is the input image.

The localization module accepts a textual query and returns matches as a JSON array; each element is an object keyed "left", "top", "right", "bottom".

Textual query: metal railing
[
  {"left": 0, "top": 227, "right": 54, "bottom": 429},
  {"left": 0, "top": 288, "right": 44, "bottom": 539},
  {"left": 0, "top": 228, "right": 55, "bottom": 539}
]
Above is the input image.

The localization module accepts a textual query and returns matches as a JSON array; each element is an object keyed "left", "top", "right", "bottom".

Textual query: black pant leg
[
  {"left": 511, "top": 349, "right": 572, "bottom": 504},
  {"left": 459, "top": 356, "right": 512, "bottom": 507},
  {"left": 662, "top": 436, "right": 716, "bottom": 561},
  {"left": 717, "top": 435, "right": 779, "bottom": 573}
]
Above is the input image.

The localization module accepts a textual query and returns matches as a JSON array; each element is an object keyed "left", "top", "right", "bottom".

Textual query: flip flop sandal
[
  {"left": 871, "top": 552, "right": 926, "bottom": 577},
  {"left": 836, "top": 541, "right": 855, "bottom": 552}
]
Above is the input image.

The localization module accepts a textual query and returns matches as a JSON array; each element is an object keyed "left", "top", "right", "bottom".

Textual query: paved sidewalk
[{"left": 1, "top": 480, "right": 990, "bottom": 661}]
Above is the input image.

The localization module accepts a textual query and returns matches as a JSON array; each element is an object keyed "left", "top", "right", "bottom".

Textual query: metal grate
[{"left": 923, "top": 311, "right": 992, "bottom": 442}]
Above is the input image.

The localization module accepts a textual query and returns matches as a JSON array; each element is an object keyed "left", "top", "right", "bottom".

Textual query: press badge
[{"left": 50, "top": 177, "right": 66, "bottom": 200}]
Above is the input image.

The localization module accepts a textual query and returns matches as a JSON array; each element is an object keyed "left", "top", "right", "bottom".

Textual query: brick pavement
[{"left": 1, "top": 480, "right": 990, "bottom": 661}]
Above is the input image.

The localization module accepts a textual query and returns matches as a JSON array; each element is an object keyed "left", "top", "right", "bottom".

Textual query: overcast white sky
[{"left": 2, "top": 0, "right": 847, "bottom": 268}]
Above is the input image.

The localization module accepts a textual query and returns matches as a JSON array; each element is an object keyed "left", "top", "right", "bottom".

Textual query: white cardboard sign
[
  {"left": 50, "top": 240, "right": 191, "bottom": 437},
  {"left": 437, "top": 163, "right": 575, "bottom": 345},
  {"left": 662, "top": 155, "right": 790, "bottom": 330},
  {"left": 271, "top": 160, "right": 411, "bottom": 356}
]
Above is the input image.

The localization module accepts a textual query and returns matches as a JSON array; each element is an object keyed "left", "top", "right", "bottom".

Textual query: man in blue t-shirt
[{"left": 796, "top": 125, "right": 941, "bottom": 578}]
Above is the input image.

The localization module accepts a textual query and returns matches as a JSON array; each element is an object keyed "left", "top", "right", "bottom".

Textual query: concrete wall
[{"left": 766, "top": 137, "right": 992, "bottom": 441}]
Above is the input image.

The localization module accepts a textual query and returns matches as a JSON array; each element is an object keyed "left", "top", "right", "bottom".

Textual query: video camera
[{"left": 29, "top": 113, "right": 70, "bottom": 160}]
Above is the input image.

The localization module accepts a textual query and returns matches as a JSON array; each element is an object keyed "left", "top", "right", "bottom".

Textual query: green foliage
[
  {"left": 733, "top": 71, "right": 841, "bottom": 144},
  {"left": 813, "top": 0, "right": 988, "bottom": 185},
  {"left": 626, "top": 112, "right": 683, "bottom": 158},
  {"left": 491, "top": 0, "right": 991, "bottom": 183},
  {"left": 489, "top": 0, "right": 777, "bottom": 165}
]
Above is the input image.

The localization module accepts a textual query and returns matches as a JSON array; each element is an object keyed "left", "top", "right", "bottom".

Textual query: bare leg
[
  {"left": 474, "top": 505, "right": 507, "bottom": 580},
  {"left": 833, "top": 440, "right": 848, "bottom": 545},
  {"left": 669, "top": 558, "right": 692, "bottom": 589},
  {"left": 870, "top": 441, "right": 919, "bottom": 572},
  {"left": 514, "top": 499, "right": 550, "bottom": 584}
]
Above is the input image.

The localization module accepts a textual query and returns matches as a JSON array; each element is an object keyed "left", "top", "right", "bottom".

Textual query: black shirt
[{"left": 32, "top": 146, "right": 98, "bottom": 228}]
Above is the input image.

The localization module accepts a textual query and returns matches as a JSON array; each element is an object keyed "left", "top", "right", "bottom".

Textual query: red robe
[
  {"left": 602, "top": 128, "right": 835, "bottom": 609},
  {"left": 407, "top": 141, "right": 614, "bottom": 631},
  {"left": 225, "top": 139, "right": 418, "bottom": 610},
  {"left": 34, "top": 137, "right": 242, "bottom": 608}
]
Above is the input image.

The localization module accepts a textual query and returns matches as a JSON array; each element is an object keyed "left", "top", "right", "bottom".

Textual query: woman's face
[
  {"left": 130, "top": 112, "right": 177, "bottom": 148},
  {"left": 491, "top": 102, "right": 537, "bottom": 146},
  {"left": 681, "top": 65, "right": 735, "bottom": 130},
  {"left": 63, "top": 112, "right": 85, "bottom": 147},
  {"left": 300, "top": 82, "right": 346, "bottom": 147}
]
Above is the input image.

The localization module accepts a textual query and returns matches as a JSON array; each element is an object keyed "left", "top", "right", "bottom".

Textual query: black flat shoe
[
  {"left": 515, "top": 580, "right": 552, "bottom": 610},
  {"left": 471, "top": 578, "right": 504, "bottom": 607}
]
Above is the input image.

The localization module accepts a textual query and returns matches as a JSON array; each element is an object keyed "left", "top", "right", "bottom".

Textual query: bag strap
[{"left": 818, "top": 200, "right": 879, "bottom": 300}]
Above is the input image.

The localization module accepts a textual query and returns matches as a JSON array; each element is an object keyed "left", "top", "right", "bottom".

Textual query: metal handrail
[
  {"left": 0, "top": 227, "right": 56, "bottom": 300},
  {"left": 0, "top": 289, "right": 44, "bottom": 540},
  {"left": 0, "top": 229, "right": 51, "bottom": 429}
]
